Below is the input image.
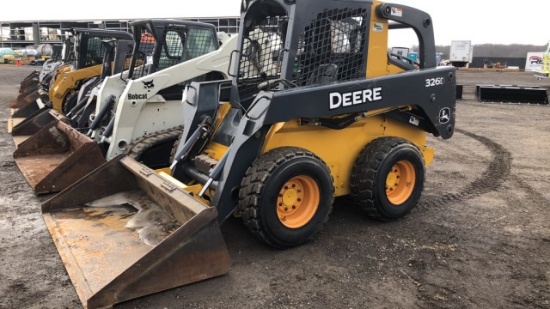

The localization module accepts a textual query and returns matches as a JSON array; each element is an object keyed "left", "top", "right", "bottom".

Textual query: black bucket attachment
[
  {"left": 20, "top": 70, "right": 39, "bottom": 83},
  {"left": 19, "top": 76, "right": 40, "bottom": 93},
  {"left": 13, "top": 120, "right": 106, "bottom": 194},
  {"left": 10, "top": 108, "right": 62, "bottom": 146},
  {"left": 7, "top": 90, "right": 50, "bottom": 134},
  {"left": 42, "top": 156, "right": 231, "bottom": 308},
  {"left": 8, "top": 86, "right": 45, "bottom": 109},
  {"left": 476, "top": 84, "right": 549, "bottom": 104}
]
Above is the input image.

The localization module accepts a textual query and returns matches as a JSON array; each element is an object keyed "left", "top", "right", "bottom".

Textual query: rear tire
[
  {"left": 239, "top": 147, "right": 334, "bottom": 248},
  {"left": 350, "top": 137, "right": 425, "bottom": 221}
]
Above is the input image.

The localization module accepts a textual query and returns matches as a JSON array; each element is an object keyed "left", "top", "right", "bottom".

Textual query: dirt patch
[{"left": 0, "top": 65, "right": 549, "bottom": 308}]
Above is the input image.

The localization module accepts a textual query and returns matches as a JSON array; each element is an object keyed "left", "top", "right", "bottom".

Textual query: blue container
[{"left": 407, "top": 52, "right": 418, "bottom": 62}]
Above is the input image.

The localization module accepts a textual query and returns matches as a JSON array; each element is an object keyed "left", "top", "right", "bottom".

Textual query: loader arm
[
  {"left": 48, "top": 64, "right": 103, "bottom": 111},
  {"left": 255, "top": 68, "right": 455, "bottom": 139},
  {"left": 103, "top": 35, "right": 237, "bottom": 159}
]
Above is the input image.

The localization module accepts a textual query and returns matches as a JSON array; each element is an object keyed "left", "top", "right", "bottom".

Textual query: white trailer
[{"left": 450, "top": 40, "right": 473, "bottom": 68}]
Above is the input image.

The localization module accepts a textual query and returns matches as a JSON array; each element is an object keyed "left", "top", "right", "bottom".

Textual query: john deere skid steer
[
  {"left": 8, "top": 28, "right": 133, "bottom": 133},
  {"left": 42, "top": 0, "right": 456, "bottom": 308},
  {"left": 13, "top": 20, "right": 236, "bottom": 194}
]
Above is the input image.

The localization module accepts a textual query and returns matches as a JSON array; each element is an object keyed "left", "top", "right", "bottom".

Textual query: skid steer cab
[
  {"left": 8, "top": 28, "right": 134, "bottom": 135},
  {"left": 12, "top": 19, "right": 235, "bottom": 195},
  {"left": 9, "top": 40, "right": 73, "bottom": 111},
  {"left": 41, "top": 0, "right": 456, "bottom": 308},
  {"left": 6, "top": 39, "right": 74, "bottom": 135},
  {"left": 13, "top": 43, "right": 64, "bottom": 102}
]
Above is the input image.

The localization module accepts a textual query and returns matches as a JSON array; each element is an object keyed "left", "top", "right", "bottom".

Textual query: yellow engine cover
[
  {"left": 261, "top": 115, "right": 433, "bottom": 197},
  {"left": 49, "top": 64, "right": 102, "bottom": 112}
]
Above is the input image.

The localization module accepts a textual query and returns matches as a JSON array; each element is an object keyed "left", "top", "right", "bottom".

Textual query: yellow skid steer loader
[
  {"left": 11, "top": 36, "right": 133, "bottom": 146},
  {"left": 42, "top": 1, "right": 456, "bottom": 308},
  {"left": 8, "top": 28, "right": 133, "bottom": 133}
]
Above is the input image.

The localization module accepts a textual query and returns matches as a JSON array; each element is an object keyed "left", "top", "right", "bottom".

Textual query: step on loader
[
  {"left": 8, "top": 28, "right": 133, "bottom": 132},
  {"left": 42, "top": 1, "right": 456, "bottom": 308},
  {"left": 14, "top": 20, "right": 236, "bottom": 194}
]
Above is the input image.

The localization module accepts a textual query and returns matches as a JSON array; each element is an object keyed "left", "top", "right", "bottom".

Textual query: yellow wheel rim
[
  {"left": 277, "top": 175, "right": 319, "bottom": 228},
  {"left": 385, "top": 160, "right": 416, "bottom": 205}
]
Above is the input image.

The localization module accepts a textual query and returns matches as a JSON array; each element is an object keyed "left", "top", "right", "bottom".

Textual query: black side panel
[{"left": 254, "top": 67, "right": 457, "bottom": 139}]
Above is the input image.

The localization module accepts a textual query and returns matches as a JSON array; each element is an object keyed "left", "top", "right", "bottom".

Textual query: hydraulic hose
[
  {"left": 198, "top": 150, "right": 228, "bottom": 197},
  {"left": 66, "top": 94, "right": 90, "bottom": 117},
  {"left": 99, "top": 117, "right": 115, "bottom": 143},
  {"left": 86, "top": 94, "right": 116, "bottom": 136}
]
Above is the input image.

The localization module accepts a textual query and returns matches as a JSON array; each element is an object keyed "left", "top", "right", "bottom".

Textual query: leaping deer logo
[
  {"left": 439, "top": 108, "right": 451, "bottom": 124},
  {"left": 143, "top": 80, "right": 155, "bottom": 89}
]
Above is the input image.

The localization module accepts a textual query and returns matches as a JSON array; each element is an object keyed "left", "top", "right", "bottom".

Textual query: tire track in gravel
[
  {"left": 511, "top": 174, "right": 549, "bottom": 207},
  {"left": 411, "top": 129, "right": 515, "bottom": 308},
  {"left": 419, "top": 128, "right": 512, "bottom": 208}
]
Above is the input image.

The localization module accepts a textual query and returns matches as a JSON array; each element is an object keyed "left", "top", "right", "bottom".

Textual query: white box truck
[{"left": 450, "top": 40, "right": 473, "bottom": 68}]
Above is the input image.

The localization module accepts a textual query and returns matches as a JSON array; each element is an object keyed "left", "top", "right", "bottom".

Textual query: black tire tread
[
  {"left": 350, "top": 137, "right": 424, "bottom": 221},
  {"left": 62, "top": 91, "right": 79, "bottom": 115},
  {"left": 126, "top": 125, "right": 184, "bottom": 163},
  {"left": 239, "top": 147, "right": 334, "bottom": 248}
]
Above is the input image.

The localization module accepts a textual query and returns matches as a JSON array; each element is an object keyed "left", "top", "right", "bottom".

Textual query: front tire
[
  {"left": 126, "top": 126, "right": 184, "bottom": 169},
  {"left": 62, "top": 91, "right": 79, "bottom": 115},
  {"left": 239, "top": 147, "right": 334, "bottom": 248},
  {"left": 350, "top": 137, "right": 425, "bottom": 221}
]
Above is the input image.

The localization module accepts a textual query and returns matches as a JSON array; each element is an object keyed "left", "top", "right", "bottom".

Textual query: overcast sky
[{"left": 1, "top": 0, "right": 549, "bottom": 48}]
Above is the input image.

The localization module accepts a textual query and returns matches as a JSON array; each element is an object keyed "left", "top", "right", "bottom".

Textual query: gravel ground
[{"left": 0, "top": 65, "right": 549, "bottom": 309}]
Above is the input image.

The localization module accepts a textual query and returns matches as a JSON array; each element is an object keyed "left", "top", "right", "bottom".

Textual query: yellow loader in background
[
  {"left": 8, "top": 28, "right": 133, "bottom": 132},
  {"left": 12, "top": 20, "right": 235, "bottom": 195},
  {"left": 42, "top": 0, "right": 456, "bottom": 308}
]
